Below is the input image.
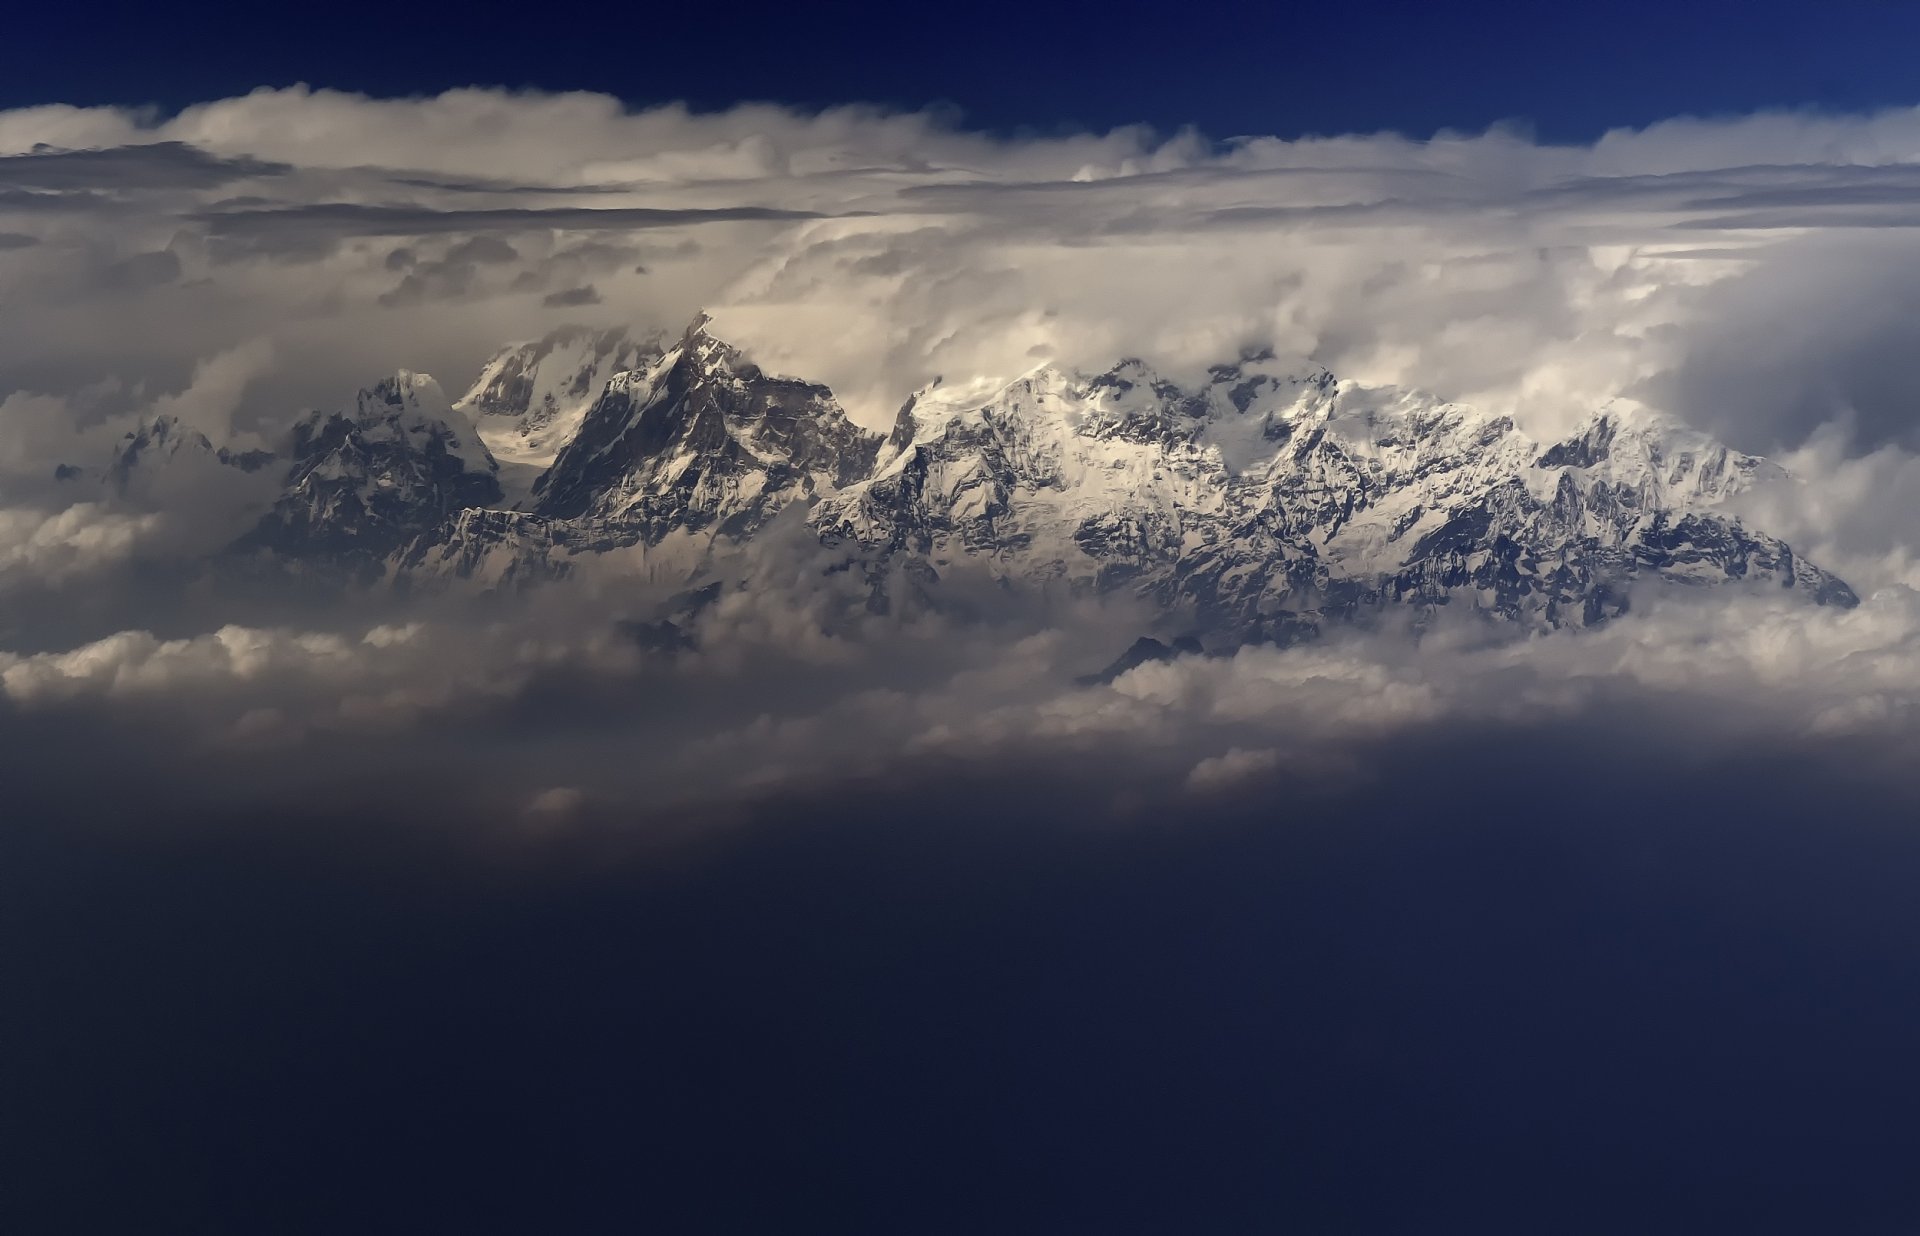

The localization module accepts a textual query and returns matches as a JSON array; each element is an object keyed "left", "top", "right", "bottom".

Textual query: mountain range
[{"left": 94, "top": 312, "right": 1857, "bottom": 651}]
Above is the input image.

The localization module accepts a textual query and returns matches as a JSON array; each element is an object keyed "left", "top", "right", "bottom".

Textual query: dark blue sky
[{"left": 18, "top": 0, "right": 1920, "bottom": 139}]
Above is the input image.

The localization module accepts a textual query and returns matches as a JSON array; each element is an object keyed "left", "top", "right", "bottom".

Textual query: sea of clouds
[{"left": 6, "top": 87, "right": 1920, "bottom": 828}]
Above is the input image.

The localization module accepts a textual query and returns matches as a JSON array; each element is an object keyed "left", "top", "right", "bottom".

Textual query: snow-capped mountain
[
  {"left": 106, "top": 415, "right": 275, "bottom": 499},
  {"left": 401, "top": 316, "right": 884, "bottom": 588},
  {"left": 456, "top": 325, "right": 662, "bottom": 470},
  {"left": 91, "top": 312, "right": 1853, "bottom": 645},
  {"left": 530, "top": 315, "right": 883, "bottom": 532},
  {"left": 237, "top": 371, "right": 500, "bottom": 578},
  {"left": 811, "top": 353, "right": 1853, "bottom": 640}
]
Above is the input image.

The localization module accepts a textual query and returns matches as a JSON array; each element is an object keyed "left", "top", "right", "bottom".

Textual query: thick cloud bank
[{"left": 4, "top": 88, "right": 1920, "bottom": 825}]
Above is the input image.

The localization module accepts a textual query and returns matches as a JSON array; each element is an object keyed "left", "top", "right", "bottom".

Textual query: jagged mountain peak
[
  {"left": 1533, "top": 398, "right": 1783, "bottom": 508},
  {"left": 111, "top": 414, "right": 218, "bottom": 486},
  {"left": 655, "top": 311, "right": 820, "bottom": 386},
  {"left": 871, "top": 352, "right": 1350, "bottom": 487},
  {"left": 370, "top": 368, "right": 436, "bottom": 396},
  {"left": 234, "top": 372, "right": 502, "bottom": 577},
  {"left": 352, "top": 369, "right": 453, "bottom": 420},
  {"left": 527, "top": 315, "right": 883, "bottom": 533},
  {"left": 678, "top": 309, "right": 721, "bottom": 349},
  {"left": 106, "top": 413, "right": 277, "bottom": 500},
  {"left": 313, "top": 371, "right": 497, "bottom": 478},
  {"left": 119, "top": 412, "right": 211, "bottom": 450}
]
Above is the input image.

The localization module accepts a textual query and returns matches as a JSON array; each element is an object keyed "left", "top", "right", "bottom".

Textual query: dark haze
[{"left": 7, "top": 712, "right": 1920, "bottom": 1234}]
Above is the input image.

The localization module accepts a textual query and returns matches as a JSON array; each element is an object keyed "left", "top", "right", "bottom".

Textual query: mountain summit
[
  {"left": 237, "top": 371, "right": 500, "bottom": 578},
  {"left": 529, "top": 315, "right": 884, "bottom": 532}
]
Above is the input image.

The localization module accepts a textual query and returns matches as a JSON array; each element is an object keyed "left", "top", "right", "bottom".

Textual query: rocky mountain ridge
[{"left": 102, "top": 313, "right": 1857, "bottom": 647}]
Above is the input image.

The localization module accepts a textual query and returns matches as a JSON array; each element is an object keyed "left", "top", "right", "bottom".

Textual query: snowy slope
[{"left": 456, "top": 326, "right": 662, "bottom": 471}]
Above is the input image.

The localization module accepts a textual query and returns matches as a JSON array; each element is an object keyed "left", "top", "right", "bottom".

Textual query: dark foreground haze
[{"left": 8, "top": 720, "right": 1920, "bottom": 1234}]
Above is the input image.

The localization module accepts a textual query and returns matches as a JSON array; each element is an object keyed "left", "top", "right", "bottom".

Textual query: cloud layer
[
  {"left": 5, "top": 87, "right": 1920, "bottom": 828},
  {"left": 10, "top": 87, "right": 1920, "bottom": 438}
]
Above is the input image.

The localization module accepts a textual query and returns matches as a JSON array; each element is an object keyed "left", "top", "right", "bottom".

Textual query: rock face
[
  {"left": 239, "top": 372, "right": 500, "bottom": 577},
  {"left": 119, "top": 312, "right": 1851, "bottom": 642}
]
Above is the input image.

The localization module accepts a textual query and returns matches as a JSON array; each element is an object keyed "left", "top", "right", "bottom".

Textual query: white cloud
[
  {"left": 4, "top": 87, "right": 1920, "bottom": 442},
  {"left": 0, "top": 504, "right": 161, "bottom": 587},
  {"left": 1186, "top": 747, "right": 1283, "bottom": 794},
  {"left": 2, "top": 584, "right": 1917, "bottom": 820},
  {"left": 6, "top": 88, "right": 1920, "bottom": 824}
]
